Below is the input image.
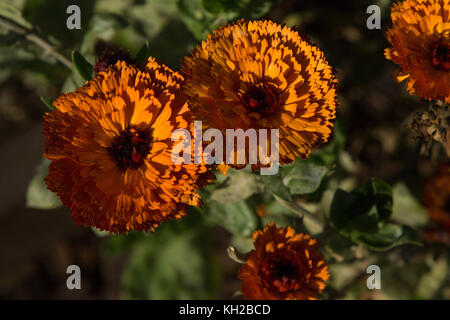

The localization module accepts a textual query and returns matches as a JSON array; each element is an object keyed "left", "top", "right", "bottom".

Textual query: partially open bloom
[
  {"left": 238, "top": 223, "right": 329, "bottom": 300},
  {"left": 423, "top": 164, "right": 450, "bottom": 230},
  {"left": 182, "top": 20, "right": 337, "bottom": 168},
  {"left": 43, "top": 59, "right": 212, "bottom": 233},
  {"left": 385, "top": 0, "right": 450, "bottom": 102},
  {"left": 94, "top": 48, "right": 134, "bottom": 74}
]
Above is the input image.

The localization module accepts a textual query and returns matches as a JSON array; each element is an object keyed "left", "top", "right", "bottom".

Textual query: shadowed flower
[
  {"left": 385, "top": 0, "right": 450, "bottom": 102},
  {"left": 424, "top": 164, "right": 450, "bottom": 231},
  {"left": 94, "top": 49, "right": 134, "bottom": 74},
  {"left": 182, "top": 19, "right": 338, "bottom": 168},
  {"left": 93, "top": 41, "right": 135, "bottom": 74},
  {"left": 43, "top": 59, "right": 213, "bottom": 233},
  {"left": 238, "top": 223, "right": 329, "bottom": 300}
]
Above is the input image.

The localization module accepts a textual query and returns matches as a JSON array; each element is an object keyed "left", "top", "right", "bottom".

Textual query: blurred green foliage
[{"left": 105, "top": 210, "right": 222, "bottom": 299}]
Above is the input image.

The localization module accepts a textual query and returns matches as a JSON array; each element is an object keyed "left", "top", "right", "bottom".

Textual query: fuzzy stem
[
  {"left": 272, "top": 194, "right": 325, "bottom": 230},
  {"left": 227, "top": 246, "right": 246, "bottom": 264},
  {"left": 0, "top": 15, "right": 72, "bottom": 69}
]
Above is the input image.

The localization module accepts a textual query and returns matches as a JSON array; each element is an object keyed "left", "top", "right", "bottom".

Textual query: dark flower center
[
  {"left": 273, "top": 260, "right": 298, "bottom": 280},
  {"left": 108, "top": 126, "right": 152, "bottom": 171},
  {"left": 430, "top": 42, "right": 450, "bottom": 71},
  {"left": 242, "top": 84, "right": 279, "bottom": 116},
  {"left": 262, "top": 256, "right": 301, "bottom": 292}
]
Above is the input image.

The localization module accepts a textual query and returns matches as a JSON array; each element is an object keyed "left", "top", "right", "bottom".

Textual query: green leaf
[
  {"left": 330, "top": 178, "right": 393, "bottom": 232},
  {"left": 324, "top": 232, "right": 355, "bottom": 261},
  {"left": 281, "top": 160, "right": 329, "bottom": 195},
  {"left": 243, "top": 0, "right": 278, "bottom": 19},
  {"left": 177, "top": 0, "right": 212, "bottom": 40},
  {"left": 40, "top": 96, "right": 55, "bottom": 110},
  {"left": 205, "top": 200, "right": 258, "bottom": 237},
  {"left": 209, "top": 170, "right": 263, "bottom": 203},
  {"left": 269, "top": 195, "right": 324, "bottom": 234},
  {"left": 261, "top": 171, "right": 325, "bottom": 233},
  {"left": 329, "top": 188, "right": 361, "bottom": 229},
  {"left": 361, "top": 178, "right": 393, "bottom": 221},
  {"left": 202, "top": 0, "right": 277, "bottom": 19},
  {"left": 230, "top": 235, "right": 254, "bottom": 254},
  {"left": 416, "top": 255, "right": 448, "bottom": 299},
  {"left": 26, "top": 158, "right": 62, "bottom": 209},
  {"left": 202, "top": 0, "right": 227, "bottom": 13},
  {"left": 392, "top": 183, "right": 428, "bottom": 227},
  {"left": 120, "top": 212, "right": 221, "bottom": 299},
  {"left": 352, "top": 223, "right": 422, "bottom": 251},
  {"left": 134, "top": 41, "right": 151, "bottom": 67},
  {"left": 260, "top": 172, "right": 292, "bottom": 202},
  {"left": 261, "top": 212, "right": 300, "bottom": 231},
  {"left": 260, "top": 199, "right": 301, "bottom": 229},
  {"left": 329, "top": 179, "right": 420, "bottom": 251},
  {"left": 348, "top": 205, "right": 380, "bottom": 234},
  {"left": 0, "top": 1, "right": 33, "bottom": 30},
  {"left": 72, "top": 51, "right": 93, "bottom": 81}
]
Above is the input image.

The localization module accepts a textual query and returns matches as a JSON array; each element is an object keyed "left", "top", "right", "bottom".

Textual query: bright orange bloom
[
  {"left": 423, "top": 164, "right": 450, "bottom": 230},
  {"left": 43, "top": 59, "right": 212, "bottom": 233},
  {"left": 385, "top": 0, "right": 450, "bottom": 102},
  {"left": 238, "top": 223, "right": 329, "bottom": 300},
  {"left": 182, "top": 20, "right": 338, "bottom": 168}
]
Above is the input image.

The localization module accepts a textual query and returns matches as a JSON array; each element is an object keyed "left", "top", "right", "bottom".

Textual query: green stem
[
  {"left": 0, "top": 15, "right": 72, "bottom": 69},
  {"left": 272, "top": 194, "right": 325, "bottom": 231}
]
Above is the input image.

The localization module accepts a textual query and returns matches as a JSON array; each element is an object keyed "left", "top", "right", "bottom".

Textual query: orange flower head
[
  {"left": 43, "top": 59, "right": 213, "bottom": 234},
  {"left": 385, "top": 0, "right": 450, "bottom": 102},
  {"left": 423, "top": 164, "right": 450, "bottom": 230},
  {"left": 238, "top": 223, "right": 329, "bottom": 300},
  {"left": 182, "top": 20, "right": 338, "bottom": 168}
]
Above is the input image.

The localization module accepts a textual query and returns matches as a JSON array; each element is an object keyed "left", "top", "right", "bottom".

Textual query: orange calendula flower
[
  {"left": 423, "top": 164, "right": 450, "bottom": 230},
  {"left": 385, "top": 0, "right": 450, "bottom": 102},
  {"left": 182, "top": 20, "right": 337, "bottom": 167},
  {"left": 43, "top": 59, "right": 212, "bottom": 233},
  {"left": 238, "top": 223, "right": 329, "bottom": 300}
]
